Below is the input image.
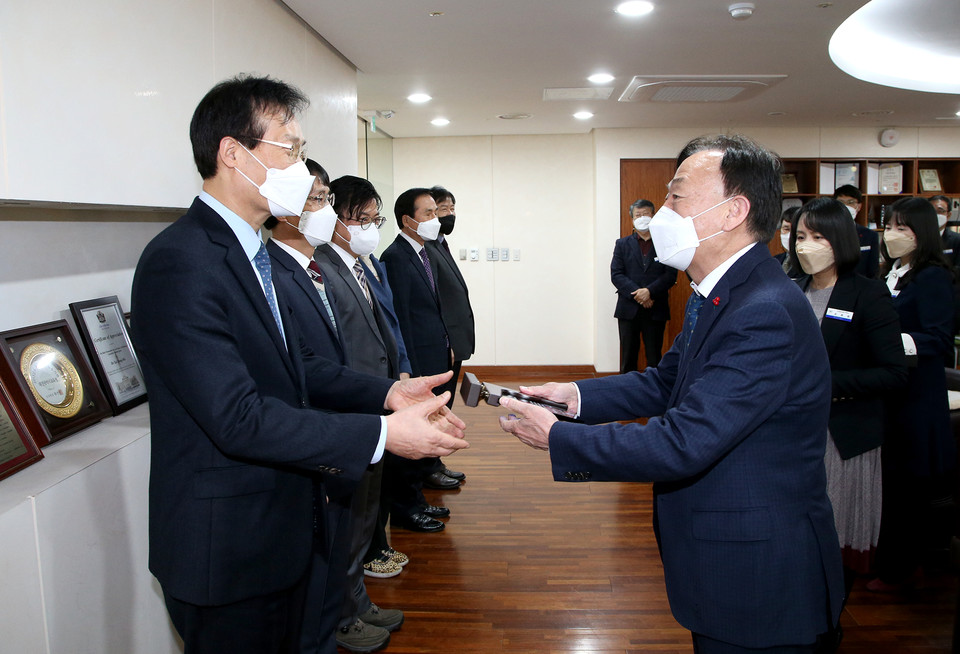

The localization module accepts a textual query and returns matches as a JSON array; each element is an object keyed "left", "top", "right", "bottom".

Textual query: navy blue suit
[
  {"left": 551, "top": 244, "right": 843, "bottom": 648},
  {"left": 360, "top": 254, "right": 412, "bottom": 376},
  {"left": 611, "top": 233, "right": 677, "bottom": 371},
  {"left": 131, "top": 199, "right": 393, "bottom": 646}
]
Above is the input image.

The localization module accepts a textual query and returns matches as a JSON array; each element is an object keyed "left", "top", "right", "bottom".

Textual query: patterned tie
[
  {"left": 353, "top": 260, "right": 374, "bottom": 308},
  {"left": 683, "top": 291, "right": 705, "bottom": 349},
  {"left": 307, "top": 261, "right": 338, "bottom": 333},
  {"left": 253, "top": 244, "right": 284, "bottom": 337},
  {"left": 419, "top": 247, "right": 436, "bottom": 292}
]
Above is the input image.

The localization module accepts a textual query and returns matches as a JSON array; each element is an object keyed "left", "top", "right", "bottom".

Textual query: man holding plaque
[
  {"left": 130, "top": 75, "right": 467, "bottom": 654},
  {"left": 499, "top": 135, "right": 843, "bottom": 652}
]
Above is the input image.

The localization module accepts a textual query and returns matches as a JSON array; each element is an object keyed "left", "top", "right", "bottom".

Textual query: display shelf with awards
[
  {"left": 70, "top": 296, "right": 147, "bottom": 415},
  {"left": 917, "top": 159, "right": 960, "bottom": 195},
  {"left": 0, "top": 321, "right": 111, "bottom": 446}
]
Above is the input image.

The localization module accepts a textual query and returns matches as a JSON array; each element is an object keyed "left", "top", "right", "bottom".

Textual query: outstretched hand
[
  {"left": 385, "top": 370, "right": 453, "bottom": 411},
  {"left": 498, "top": 395, "right": 556, "bottom": 451},
  {"left": 385, "top": 392, "right": 469, "bottom": 459}
]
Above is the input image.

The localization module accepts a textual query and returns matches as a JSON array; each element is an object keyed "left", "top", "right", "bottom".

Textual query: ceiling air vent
[{"left": 618, "top": 75, "right": 786, "bottom": 103}]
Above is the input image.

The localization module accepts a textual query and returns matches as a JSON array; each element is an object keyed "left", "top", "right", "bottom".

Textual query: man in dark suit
[
  {"left": 500, "top": 134, "right": 843, "bottom": 652},
  {"left": 426, "top": 185, "right": 473, "bottom": 487},
  {"left": 834, "top": 184, "right": 880, "bottom": 279},
  {"left": 380, "top": 188, "right": 455, "bottom": 532},
  {"left": 931, "top": 194, "right": 960, "bottom": 269},
  {"left": 611, "top": 198, "right": 677, "bottom": 372},
  {"left": 130, "top": 75, "right": 467, "bottom": 654}
]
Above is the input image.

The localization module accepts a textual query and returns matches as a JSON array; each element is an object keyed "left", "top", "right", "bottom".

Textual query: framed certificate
[
  {"left": 834, "top": 162, "right": 859, "bottom": 189},
  {"left": 70, "top": 297, "right": 147, "bottom": 414},
  {"left": 0, "top": 321, "right": 111, "bottom": 446},
  {"left": 0, "top": 365, "right": 44, "bottom": 481},
  {"left": 919, "top": 169, "right": 943, "bottom": 192}
]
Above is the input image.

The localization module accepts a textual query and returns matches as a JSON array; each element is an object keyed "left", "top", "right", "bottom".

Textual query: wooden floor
[{"left": 365, "top": 377, "right": 958, "bottom": 653}]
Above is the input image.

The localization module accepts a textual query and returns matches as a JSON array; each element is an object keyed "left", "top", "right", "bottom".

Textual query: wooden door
[{"left": 618, "top": 159, "right": 692, "bottom": 371}]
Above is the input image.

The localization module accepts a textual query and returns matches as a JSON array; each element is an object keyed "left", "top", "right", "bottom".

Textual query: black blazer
[
  {"left": 942, "top": 229, "right": 960, "bottom": 270},
  {"left": 799, "top": 272, "right": 908, "bottom": 459},
  {"left": 427, "top": 238, "right": 475, "bottom": 362},
  {"left": 380, "top": 235, "right": 450, "bottom": 377},
  {"left": 361, "top": 254, "right": 412, "bottom": 375},
  {"left": 314, "top": 244, "right": 399, "bottom": 379},
  {"left": 610, "top": 234, "right": 677, "bottom": 321},
  {"left": 130, "top": 198, "right": 392, "bottom": 606},
  {"left": 855, "top": 224, "right": 880, "bottom": 279}
]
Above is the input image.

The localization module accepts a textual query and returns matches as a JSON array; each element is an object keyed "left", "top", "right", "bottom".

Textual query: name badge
[
  {"left": 859, "top": 245, "right": 871, "bottom": 252},
  {"left": 825, "top": 308, "right": 853, "bottom": 322}
]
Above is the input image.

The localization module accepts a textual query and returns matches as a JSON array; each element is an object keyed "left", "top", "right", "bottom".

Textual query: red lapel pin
[{"left": 713, "top": 296, "right": 720, "bottom": 306}]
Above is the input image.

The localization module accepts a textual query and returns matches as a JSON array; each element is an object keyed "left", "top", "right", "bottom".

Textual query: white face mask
[
  {"left": 235, "top": 144, "right": 315, "bottom": 218},
  {"left": 295, "top": 204, "right": 338, "bottom": 247},
  {"left": 845, "top": 204, "right": 858, "bottom": 220},
  {"left": 884, "top": 229, "right": 916, "bottom": 260},
  {"left": 408, "top": 215, "right": 442, "bottom": 241},
  {"left": 648, "top": 197, "right": 733, "bottom": 271},
  {"left": 937, "top": 213, "right": 949, "bottom": 230},
  {"left": 795, "top": 240, "right": 835, "bottom": 276},
  {"left": 634, "top": 215, "right": 652, "bottom": 232},
  {"left": 780, "top": 232, "right": 791, "bottom": 250},
  {"left": 344, "top": 221, "right": 381, "bottom": 257}
]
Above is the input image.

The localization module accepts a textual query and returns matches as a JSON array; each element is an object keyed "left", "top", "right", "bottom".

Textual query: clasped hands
[
  {"left": 632, "top": 288, "right": 653, "bottom": 309},
  {"left": 498, "top": 382, "right": 579, "bottom": 451},
  {"left": 384, "top": 370, "right": 468, "bottom": 459}
]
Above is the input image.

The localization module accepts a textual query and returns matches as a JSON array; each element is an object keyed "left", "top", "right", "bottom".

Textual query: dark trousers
[
  {"left": 300, "top": 496, "right": 351, "bottom": 654},
  {"left": 692, "top": 633, "right": 821, "bottom": 654},
  {"left": 164, "top": 573, "right": 308, "bottom": 654},
  {"left": 618, "top": 313, "right": 666, "bottom": 373},
  {"left": 338, "top": 463, "right": 383, "bottom": 628}
]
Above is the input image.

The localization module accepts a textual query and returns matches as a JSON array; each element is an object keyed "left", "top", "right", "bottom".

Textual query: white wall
[
  {"left": 393, "top": 126, "right": 960, "bottom": 372},
  {"left": 393, "top": 134, "right": 595, "bottom": 367}
]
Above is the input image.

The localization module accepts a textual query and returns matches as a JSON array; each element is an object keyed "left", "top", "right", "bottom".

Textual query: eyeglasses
[
  {"left": 246, "top": 137, "right": 307, "bottom": 162},
  {"left": 307, "top": 192, "right": 335, "bottom": 206},
  {"left": 352, "top": 214, "right": 386, "bottom": 230}
]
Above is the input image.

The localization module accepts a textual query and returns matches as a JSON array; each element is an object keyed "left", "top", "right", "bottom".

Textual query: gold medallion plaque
[{"left": 18, "top": 342, "right": 84, "bottom": 419}]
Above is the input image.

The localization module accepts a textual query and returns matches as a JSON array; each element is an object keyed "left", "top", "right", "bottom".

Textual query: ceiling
[{"left": 284, "top": 0, "right": 960, "bottom": 139}]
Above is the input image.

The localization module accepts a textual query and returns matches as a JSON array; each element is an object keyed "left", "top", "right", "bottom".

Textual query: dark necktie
[
  {"left": 419, "top": 247, "right": 436, "bottom": 292},
  {"left": 353, "top": 260, "right": 374, "bottom": 308},
  {"left": 253, "top": 244, "right": 284, "bottom": 338},
  {"left": 439, "top": 237, "right": 451, "bottom": 255},
  {"left": 683, "top": 292, "right": 705, "bottom": 349}
]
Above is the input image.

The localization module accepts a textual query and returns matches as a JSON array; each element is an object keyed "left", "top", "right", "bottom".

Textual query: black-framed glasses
[
  {"left": 244, "top": 137, "right": 307, "bottom": 162},
  {"left": 307, "top": 192, "right": 335, "bottom": 206},
  {"left": 354, "top": 215, "right": 386, "bottom": 230}
]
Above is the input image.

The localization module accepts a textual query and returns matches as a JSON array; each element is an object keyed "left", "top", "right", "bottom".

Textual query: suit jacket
[
  {"left": 887, "top": 264, "right": 956, "bottom": 478},
  {"left": 610, "top": 233, "right": 677, "bottom": 321},
  {"left": 798, "top": 272, "right": 908, "bottom": 459},
  {"left": 550, "top": 244, "right": 843, "bottom": 647},
  {"left": 361, "top": 254, "right": 412, "bottom": 376},
  {"left": 130, "top": 198, "right": 393, "bottom": 606},
  {"left": 314, "top": 244, "right": 399, "bottom": 379},
  {"left": 380, "top": 235, "right": 450, "bottom": 377},
  {"left": 855, "top": 224, "right": 880, "bottom": 279},
  {"left": 942, "top": 229, "right": 960, "bottom": 270},
  {"left": 427, "top": 238, "right": 476, "bottom": 361}
]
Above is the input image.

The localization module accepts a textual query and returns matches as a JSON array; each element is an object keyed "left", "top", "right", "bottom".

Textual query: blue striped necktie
[
  {"left": 253, "top": 243, "right": 284, "bottom": 337},
  {"left": 683, "top": 292, "right": 705, "bottom": 349}
]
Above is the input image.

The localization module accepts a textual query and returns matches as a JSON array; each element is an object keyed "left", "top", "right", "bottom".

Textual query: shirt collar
[
  {"left": 199, "top": 191, "right": 264, "bottom": 261},
  {"left": 691, "top": 242, "right": 757, "bottom": 298},
  {"left": 271, "top": 239, "right": 312, "bottom": 270},
  {"left": 328, "top": 240, "right": 358, "bottom": 269},
  {"left": 399, "top": 230, "right": 423, "bottom": 253}
]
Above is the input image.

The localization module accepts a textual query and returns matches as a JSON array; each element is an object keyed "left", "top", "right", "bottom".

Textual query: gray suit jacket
[{"left": 314, "top": 244, "right": 399, "bottom": 379}]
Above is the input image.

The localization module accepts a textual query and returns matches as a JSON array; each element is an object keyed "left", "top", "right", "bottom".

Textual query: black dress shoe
[
  {"left": 393, "top": 511, "right": 445, "bottom": 533},
  {"left": 424, "top": 471, "right": 461, "bottom": 490},
  {"left": 420, "top": 503, "right": 451, "bottom": 518},
  {"left": 441, "top": 466, "right": 465, "bottom": 481}
]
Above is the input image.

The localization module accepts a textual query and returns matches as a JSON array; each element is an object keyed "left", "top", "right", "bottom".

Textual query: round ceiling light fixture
[
  {"left": 728, "top": 3, "right": 755, "bottom": 20},
  {"left": 431, "top": 117, "right": 450, "bottom": 126},
  {"left": 407, "top": 93, "right": 432, "bottom": 104},
  {"left": 615, "top": 1, "right": 654, "bottom": 17},
  {"left": 588, "top": 73, "right": 615, "bottom": 84}
]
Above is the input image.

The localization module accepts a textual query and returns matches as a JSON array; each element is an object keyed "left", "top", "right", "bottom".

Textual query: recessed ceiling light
[
  {"left": 574, "top": 111, "right": 594, "bottom": 120},
  {"left": 429, "top": 11, "right": 444, "bottom": 17},
  {"left": 851, "top": 109, "right": 894, "bottom": 118},
  {"left": 767, "top": 111, "right": 786, "bottom": 117},
  {"left": 431, "top": 117, "right": 450, "bottom": 126},
  {"left": 498, "top": 113, "right": 532, "bottom": 120},
  {"left": 615, "top": 1, "right": 654, "bottom": 17},
  {"left": 588, "top": 73, "right": 615, "bottom": 84},
  {"left": 956, "top": 110, "right": 960, "bottom": 117},
  {"left": 407, "top": 93, "right": 432, "bottom": 104}
]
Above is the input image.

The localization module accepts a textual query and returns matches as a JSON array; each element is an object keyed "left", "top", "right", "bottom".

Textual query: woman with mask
[
  {"left": 869, "top": 196, "right": 956, "bottom": 592},
  {"left": 788, "top": 197, "right": 908, "bottom": 602},
  {"left": 775, "top": 205, "right": 802, "bottom": 277}
]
